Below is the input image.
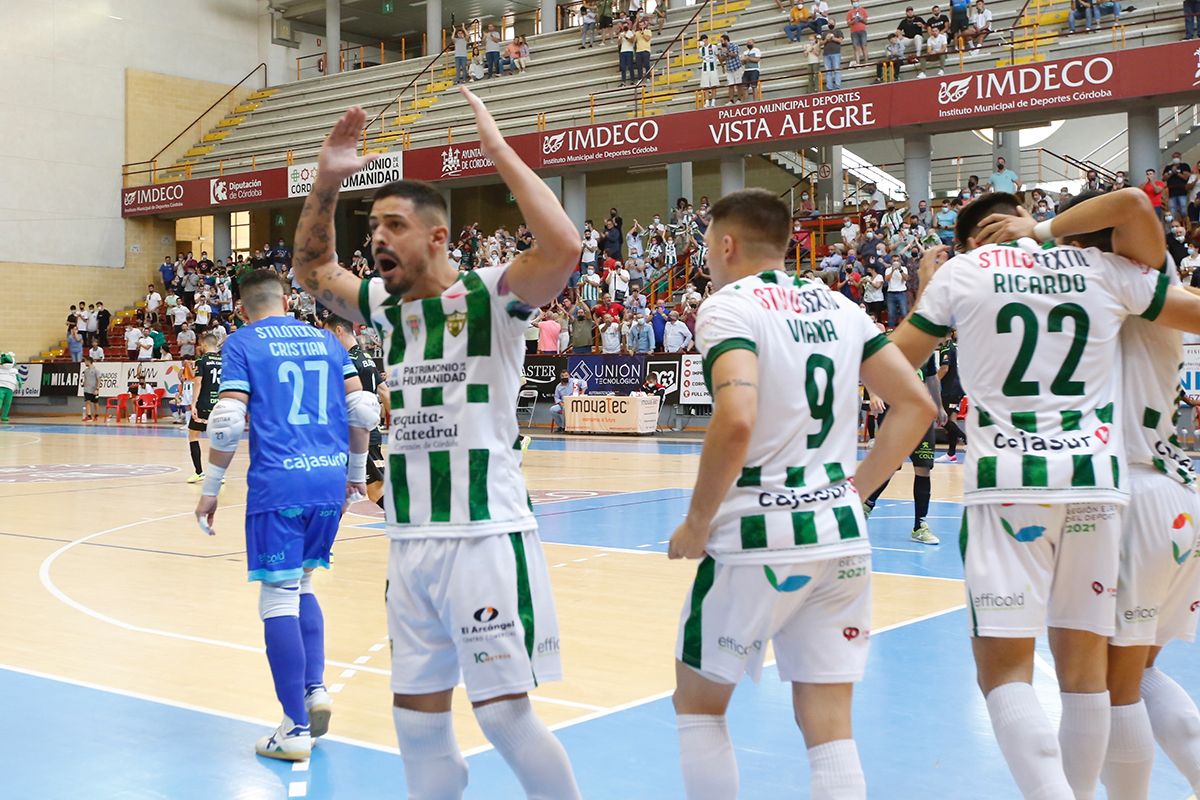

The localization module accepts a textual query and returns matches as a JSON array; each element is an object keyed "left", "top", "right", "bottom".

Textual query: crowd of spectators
[{"left": 452, "top": 22, "right": 531, "bottom": 84}]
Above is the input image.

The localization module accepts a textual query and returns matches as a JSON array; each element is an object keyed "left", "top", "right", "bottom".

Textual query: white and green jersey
[
  {"left": 1120, "top": 258, "right": 1196, "bottom": 486},
  {"left": 911, "top": 239, "right": 1169, "bottom": 505},
  {"left": 358, "top": 266, "right": 539, "bottom": 538},
  {"left": 696, "top": 270, "right": 889, "bottom": 565}
]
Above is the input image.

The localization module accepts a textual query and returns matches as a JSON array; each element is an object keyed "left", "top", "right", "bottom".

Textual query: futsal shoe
[
  {"left": 305, "top": 685, "right": 333, "bottom": 738},
  {"left": 520, "top": 435, "right": 532, "bottom": 453},
  {"left": 911, "top": 522, "right": 940, "bottom": 545},
  {"left": 935, "top": 453, "right": 958, "bottom": 463},
  {"left": 256, "top": 716, "right": 312, "bottom": 761},
  {"left": 187, "top": 472, "right": 204, "bottom": 484}
]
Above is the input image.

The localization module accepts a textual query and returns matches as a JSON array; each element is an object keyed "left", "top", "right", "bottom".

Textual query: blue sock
[
  {"left": 263, "top": 616, "right": 309, "bottom": 726},
  {"left": 299, "top": 593, "right": 326, "bottom": 690}
]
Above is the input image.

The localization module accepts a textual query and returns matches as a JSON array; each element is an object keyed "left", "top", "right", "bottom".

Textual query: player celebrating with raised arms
[
  {"left": 891, "top": 188, "right": 1200, "bottom": 800},
  {"left": 193, "top": 269, "right": 376, "bottom": 761},
  {"left": 288, "top": 89, "right": 582, "bottom": 799},
  {"left": 667, "top": 188, "right": 937, "bottom": 800}
]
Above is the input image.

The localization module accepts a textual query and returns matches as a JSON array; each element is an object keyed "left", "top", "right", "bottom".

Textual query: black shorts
[
  {"left": 743, "top": 70, "right": 760, "bottom": 86},
  {"left": 911, "top": 425, "right": 936, "bottom": 469},
  {"left": 367, "top": 442, "right": 385, "bottom": 484},
  {"left": 599, "top": 14, "right": 613, "bottom": 27},
  {"left": 83, "top": 392, "right": 98, "bottom": 403},
  {"left": 188, "top": 415, "right": 208, "bottom": 433}
]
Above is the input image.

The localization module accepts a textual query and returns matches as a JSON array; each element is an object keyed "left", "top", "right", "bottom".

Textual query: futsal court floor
[{"left": 3, "top": 419, "right": 1199, "bottom": 799}]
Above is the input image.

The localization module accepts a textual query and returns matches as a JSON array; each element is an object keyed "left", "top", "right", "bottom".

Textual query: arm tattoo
[{"left": 713, "top": 379, "right": 756, "bottom": 393}]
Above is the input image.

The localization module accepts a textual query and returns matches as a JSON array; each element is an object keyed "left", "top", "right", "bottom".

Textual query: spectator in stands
[
  {"left": 170, "top": 301, "right": 189, "bottom": 334},
  {"left": 177, "top": 321, "right": 196, "bottom": 359},
  {"left": 484, "top": 24, "right": 502, "bottom": 77},
  {"left": 964, "top": 0, "right": 992, "bottom": 49},
  {"left": 66, "top": 325, "right": 82, "bottom": 362},
  {"left": 580, "top": 265, "right": 602, "bottom": 307},
  {"left": 602, "top": 218, "right": 622, "bottom": 260},
  {"left": 842, "top": 1, "right": 869, "bottom": 65},
  {"left": 75, "top": 304, "right": 91, "bottom": 349},
  {"left": 742, "top": 38, "right": 762, "bottom": 99},
  {"left": 124, "top": 322, "right": 141, "bottom": 361},
  {"left": 1110, "top": 169, "right": 1130, "bottom": 190},
  {"left": 987, "top": 156, "right": 1019, "bottom": 192},
  {"left": 821, "top": 22, "right": 844, "bottom": 89},
  {"left": 949, "top": 0, "right": 971, "bottom": 45},
  {"left": 805, "top": 0, "right": 831, "bottom": 34},
  {"left": 626, "top": 288, "right": 649, "bottom": 316},
  {"left": 1143, "top": 168, "right": 1168, "bottom": 219},
  {"left": 598, "top": 0, "right": 616, "bottom": 44},
  {"left": 88, "top": 341, "right": 105, "bottom": 361},
  {"left": 580, "top": 3, "right": 598, "bottom": 48},
  {"left": 514, "top": 36, "right": 530, "bottom": 72},
  {"left": 784, "top": 0, "right": 809, "bottom": 42},
  {"left": 927, "top": 4, "right": 950, "bottom": 32},
  {"left": 1165, "top": 152, "right": 1193, "bottom": 220},
  {"left": 634, "top": 18, "right": 653, "bottom": 82},
  {"left": 653, "top": 1, "right": 667, "bottom": 32},
  {"left": 619, "top": 19, "right": 637, "bottom": 85},
  {"left": 1067, "top": 0, "right": 1122, "bottom": 33},
  {"left": 599, "top": 314, "right": 622, "bottom": 354},
  {"left": 627, "top": 258, "right": 647, "bottom": 292},
  {"left": 662, "top": 310, "right": 693, "bottom": 353},
  {"left": 135, "top": 327, "right": 154, "bottom": 361},
  {"left": 149, "top": 325, "right": 165, "bottom": 360},
  {"left": 452, "top": 25, "right": 469, "bottom": 83},
  {"left": 696, "top": 33, "right": 721, "bottom": 107},
  {"left": 159, "top": 256, "right": 175, "bottom": 291},
  {"left": 1187, "top": 0, "right": 1200, "bottom": 40},
  {"left": 537, "top": 310, "right": 561, "bottom": 354},
  {"left": 95, "top": 302, "right": 110, "bottom": 348},
  {"left": 469, "top": 45, "right": 486, "bottom": 81},
  {"left": 144, "top": 284, "right": 162, "bottom": 325},
  {"left": 719, "top": 34, "right": 744, "bottom": 104},
  {"left": 896, "top": 7, "right": 925, "bottom": 58},
  {"left": 862, "top": 264, "right": 885, "bottom": 320},
  {"left": 802, "top": 32, "right": 823, "bottom": 91},
  {"left": 651, "top": 300, "right": 669, "bottom": 349},
  {"left": 1169, "top": 220, "right": 1191, "bottom": 265},
  {"left": 921, "top": 23, "right": 948, "bottom": 76},
  {"left": 609, "top": 260, "right": 631, "bottom": 302},
  {"left": 569, "top": 306, "right": 595, "bottom": 353},
  {"left": 1188, "top": 194, "right": 1200, "bottom": 227},
  {"left": 627, "top": 311, "right": 655, "bottom": 353}
]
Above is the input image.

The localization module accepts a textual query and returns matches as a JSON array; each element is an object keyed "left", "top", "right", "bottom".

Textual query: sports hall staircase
[
  {"left": 153, "top": 0, "right": 1187, "bottom": 184},
  {"left": 39, "top": 303, "right": 182, "bottom": 363}
]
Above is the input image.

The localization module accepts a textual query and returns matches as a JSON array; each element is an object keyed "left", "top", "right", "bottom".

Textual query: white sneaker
[
  {"left": 935, "top": 453, "right": 958, "bottom": 463},
  {"left": 256, "top": 715, "right": 311, "bottom": 761},
  {"left": 937, "top": 68, "right": 945, "bottom": 75},
  {"left": 911, "top": 522, "right": 940, "bottom": 545},
  {"left": 304, "top": 685, "right": 333, "bottom": 738},
  {"left": 917, "top": 71, "right": 927, "bottom": 79}
]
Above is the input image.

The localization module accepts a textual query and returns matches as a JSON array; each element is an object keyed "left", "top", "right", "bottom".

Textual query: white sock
[
  {"left": 985, "top": 682, "right": 1075, "bottom": 800},
  {"left": 391, "top": 708, "right": 468, "bottom": 800},
  {"left": 809, "top": 739, "right": 867, "bottom": 800},
  {"left": 676, "top": 714, "right": 738, "bottom": 800},
  {"left": 1101, "top": 701, "right": 1155, "bottom": 800},
  {"left": 1058, "top": 691, "right": 1111, "bottom": 800},
  {"left": 473, "top": 697, "right": 580, "bottom": 800},
  {"left": 1142, "top": 667, "right": 1200, "bottom": 791}
]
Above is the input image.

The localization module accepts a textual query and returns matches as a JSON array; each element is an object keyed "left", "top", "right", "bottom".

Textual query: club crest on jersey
[
  {"left": 407, "top": 315, "right": 421, "bottom": 337},
  {"left": 446, "top": 310, "right": 467, "bottom": 337}
]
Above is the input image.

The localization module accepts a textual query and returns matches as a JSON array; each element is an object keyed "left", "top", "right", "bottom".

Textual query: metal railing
[{"left": 295, "top": 41, "right": 393, "bottom": 81}]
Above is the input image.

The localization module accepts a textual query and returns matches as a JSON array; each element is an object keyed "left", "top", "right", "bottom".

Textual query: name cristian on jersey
[{"left": 252, "top": 324, "right": 332, "bottom": 357}]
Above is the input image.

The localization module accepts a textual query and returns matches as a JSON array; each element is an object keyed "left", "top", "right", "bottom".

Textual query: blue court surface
[{"left": 6, "top": 429, "right": 1200, "bottom": 798}]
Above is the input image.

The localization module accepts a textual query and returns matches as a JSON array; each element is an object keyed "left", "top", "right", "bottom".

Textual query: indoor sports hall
[{"left": 5, "top": 0, "right": 1200, "bottom": 798}]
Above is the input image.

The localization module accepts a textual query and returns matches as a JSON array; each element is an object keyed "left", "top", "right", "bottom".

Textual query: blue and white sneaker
[
  {"left": 305, "top": 685, "right": 333, "bottom": 738},
  {"left": 255, "top": 715, "right": 311, "bottom": 761}
]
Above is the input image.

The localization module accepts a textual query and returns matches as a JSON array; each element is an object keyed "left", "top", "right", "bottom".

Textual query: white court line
[
  {"left": 868, "top": 515, "right": 962, "bottom": 520},
  {"left": 872, "top": 546, "right": 925, "bottom": 554},
  {"left": 340, "top": 669, "right": 358, "bottom": 679},
  {"left": 368, "top": 643, "right": 385, "bottom": 652},
  {"left": 873, "top": 570, "right": 964, "bottom": 583},
  {"left": 547, "top": 541, "right": 661, "bottom": 556},
  {"left": 328, "top": 683, "right": 345, "bottom": 694},
  {"left": 354, "top": 656, "right": 370, "bottom": 665},
  {"left": 287, "top": 781, "right": 308, "bottom": 797},
  {"left": 291, "top": 761, "right": 309, "bottom": 772}
]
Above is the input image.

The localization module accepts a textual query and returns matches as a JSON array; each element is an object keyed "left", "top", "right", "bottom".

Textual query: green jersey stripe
[
  {"left": 422, "top": 387, "right": 444, "bottom": 406},
  {"left": 908, "top": 313, "right": 950, "bottom": 337},
  {"left": 737, "top": 467, "right": 762, "bottom": 487},
  {"left": 1140, "top": 271, "right": 1170, "bottom": 321},
  {"left": 978, "top": 409, "right": 994, "bottom": 427},
  {"left": 740, "top": 515, "right": 768, "bottom": 549},
  {"left": 792, "top": 511, "right": 817, "bottom": 545},
  {"left": 863, "top": 333, "right": 890, "bottom": 361},
  {"left": 467, "top": 383, "right": 489, "bottom": 403},
  {"left": 785, "top": 466, "right": 806, "bottom": 488},
  {"left": 681, "top": 556, "right": 716, "bottom": 669},
  {"left": 1012, "top": 412, "right": 1038, "bottom": 433},
  {"left": 759, "top": 270, "right": 779, "bottom": 284},
  {"left": 1143, "top": 407, "right": 1161, "bottom": 428},
  {"left": 389, "top": 453, "right": 410, "bottom": 523},
  {"left": 508, "top": 533, "right": 537, "bottom": 667},
  {"left": 1061, "top": 410, "right": 1082, "bottom": 431},
  {"left": 468, "top": 449, "right": 490, "bottom": 521},
  {"left": 462, "top": 271, "right": 493, "bottom": 357},
  {"left": 384, "top": 307, "right": 407, "bottom": 364},
  {"left": 1153, "top": 456, "right": 1168, "bottom": 475},
  {"left": 429, "top": 451, "right": 452, "bottom": 522},
  {"left": 1111, "top": 455, "right": 1121, "bottom": 489},
  {"left": 1071, "top": 454, "right": 1096, "bottom": 487},
  {"left": 701, "top": 337, "right": 758, "bottom": 394},
  {"left": 422, "top": 298, "right": 446, "bottom": 360},
  {"left": 1096, "top": 402, "right": 1114, "bottom": 424},
  {"left": 959, "top": 512, "right": 977, "bottom": 637},
  {"left": 825, "top": 463, "right": 846, "bottom": 483},
  {"left": 390, "top": 389, "right": 405, "bottom": 410},
  {"left": 977, "top": 456, "right": 998, "bottom": 488},
  {"left": 357, "top": 279, "right": 375, "bottom": 330},
  {"left": 1022, "top": 455, "right": 1049, "bottom": 487},
  {"left": 833, "top": 506, "right": 860, "bottom": 540}
]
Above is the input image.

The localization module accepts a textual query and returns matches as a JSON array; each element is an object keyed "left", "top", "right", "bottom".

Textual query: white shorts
[
  {"left": 1112, "top": 467, "right": 1200, "bottom": 646},
  {"left": 700, "top": 69, "right": 720, "bottom": 88},
  {"left": 675, "top": 552, "right": 871, "bottom": 685},
  {"left": 724, "top": 68, "right": 743, "bottom": 85},
  {"left": 386, "top": 531, "right": 562, "bottom": 702},
  {"left": 963, "top": 503, "right": 1121, "bottom": 638}
]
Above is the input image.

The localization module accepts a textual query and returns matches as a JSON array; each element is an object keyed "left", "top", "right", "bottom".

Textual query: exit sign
[
  {"left": 273, "top": 213, "right": 287, "bottom": 227},
  {"left": 382, "top": 0, "right": 394, "bottom": 12}
]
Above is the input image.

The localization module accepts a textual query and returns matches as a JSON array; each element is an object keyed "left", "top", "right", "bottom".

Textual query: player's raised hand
[
  {"left": 195, "top": 494, "right": 219, "bottom": 536},
  {"left": 668, "top": 517, "right": 710, "bottom": 560},
  {"left": 459, "top": 86, "right": 508, "bottom": 161},
  {"left": 974, "top": 205, "right": 1036, "bottom": 247},
  {"left": 318, "top": 106, "right": 377, "bottom": 185},
  {"left": 917, "top": 244, "right": 950, "bottom": 288}
]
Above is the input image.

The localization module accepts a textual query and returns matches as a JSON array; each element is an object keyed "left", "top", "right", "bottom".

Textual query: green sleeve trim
[
  {"left": 702, "top": 337, "right": 757, "bottom": 393},
  {"left": 862, "top": 333, "right": 890, "bottom": 361},
  {"left": 908, "top": 312, "right": 950, "bottom": 338},
  {"left": 357, "top": 278, "right": 375, "bottom": 328},
  {"left": 1140, "top": 271, "right": 1170, "bottom": 321}
]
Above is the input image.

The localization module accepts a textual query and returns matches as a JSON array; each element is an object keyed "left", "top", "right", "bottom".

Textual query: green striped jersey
[
  {"left": 1119, "top": 259, "right": 1195, "bottom": 486},
  {"left": 358, "top": 267, "right": 539, "bottom": 538},
  {"left": 911, "top": 239, "right": 1170, "bottom": 506},
  {"left": 696, "top": 270, "right": 887, "bottom": 565}
]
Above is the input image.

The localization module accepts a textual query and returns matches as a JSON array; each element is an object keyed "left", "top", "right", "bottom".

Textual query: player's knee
[
  {"left": 259, "top": 579, "right": 301, "bottom": 620},
  {"left": 299, "top": 570, "right": 314, "bottom": 595}
]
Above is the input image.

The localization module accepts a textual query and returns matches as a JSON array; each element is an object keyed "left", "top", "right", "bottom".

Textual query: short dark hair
[
  {"left": 373, "top": 180, "right": 448, "bottom": 224},
  {"left": 238, "top": 269, "right": 287, "bottom": 310},
  {"left": 324, "top": 313, "right": 355, "bottom": 333},
  {"left": 1055, "top": 190, "right": 1113, "bottom": 251},
  {"left": 954, "top": 192, "right": 1020, "bottom": 246},
  {"left": 708, "top": 188, "right": 791, "bottom": 256}
]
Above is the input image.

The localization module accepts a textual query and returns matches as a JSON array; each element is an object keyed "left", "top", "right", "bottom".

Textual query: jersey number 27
[{"left": 278, "top": 361, "right": 329, "bottom": 425}]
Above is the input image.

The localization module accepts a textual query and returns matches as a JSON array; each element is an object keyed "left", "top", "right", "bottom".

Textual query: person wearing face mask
[
  {"left": 1182, "top": 243, "right": 1200, "bottom": 282},
  {"left": 1111, "top": 170, "right": 1129, "bottom": 190},
  {"left": 1032, "top": 200, "right": 1055, "bottom": 223},
  {"left": 987, "top": 156, "right": 1019, "bottom": 193},
  {"left": 845, "top": 0, "right": 869, "bottom": 65},
  {"left": 1167, "top": 222, "right": 1190, "bottom": 266},
  {"left": 798, "top": 190, "right": 816, "bottom": 214},
  {"left": 1164, "top": 153, "right": 1193, "bottom": 221},
  {"left": 580, "top": 263, "right": 602, "bottom": 308}
]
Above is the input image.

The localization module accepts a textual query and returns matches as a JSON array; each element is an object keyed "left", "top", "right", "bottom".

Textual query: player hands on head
[
  {"left": 888, "top": 187, "right": 1200, "bottom": 800},
  {"left": 287, "top": 88, "right": 583, "bottom": 800},
  {"left": 666, "top": 188, "right": 936, "bottom": 800},
  {"left": 192, "top": 268, "right": 378, "bottom": 762}
]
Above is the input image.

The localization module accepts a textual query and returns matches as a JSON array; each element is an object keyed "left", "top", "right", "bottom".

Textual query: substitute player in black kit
[
  {"left": 187, "top": 332, "right": 223, "bottom": 483},
  {"left": 325, "top": 315, "right": 387, "bottom": 506}
]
